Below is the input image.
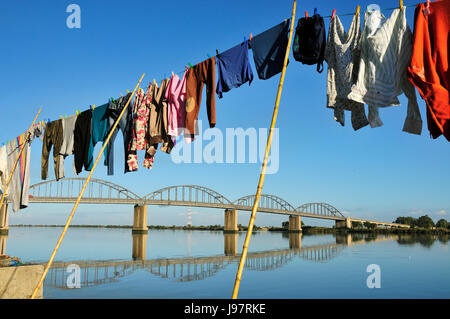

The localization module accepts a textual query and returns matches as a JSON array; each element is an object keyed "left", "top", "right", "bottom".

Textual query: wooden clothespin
[
  {"left": 423, "top": 0, "right": 430, "bottom": 15},
  {"left": 331, "top": 9, "right": 336, "bottom": 20}
]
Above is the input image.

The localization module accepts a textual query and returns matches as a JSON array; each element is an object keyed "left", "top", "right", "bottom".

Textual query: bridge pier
[
  {"left": 0, "top": 203, "right": 9, "bottom": 235},
  {"left": 224, "top": 233, "right": 238, "bottom": 256},
  {"left": 132, "top": 205, "right": 148, "bottom": 234},
  {"left": 336, "top": 233, "right": 353, "bottom": 246},
  {"left": 132, "top": 233, "right": 147, "bottom": 260},
  {"left": 224, "top": 209, "right": 238, "bottom": 233},
  {"left": 335, "top": 217, "right": 352, "bottom": 229},
  {"left": 288, "top": 215, "right": 302, "bottom": 232}
]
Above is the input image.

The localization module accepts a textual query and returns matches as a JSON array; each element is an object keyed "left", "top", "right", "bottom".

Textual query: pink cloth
[{"left": 165, "top": 71, "right": 187, "bottom": 137}]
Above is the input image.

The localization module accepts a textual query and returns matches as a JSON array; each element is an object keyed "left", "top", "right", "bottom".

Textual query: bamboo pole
[
  {"left": 231, "top": 0, "right": 297, "bottom": 299},
  {"left": 0, "top": 108, "right": 42, "bottom": 210},
  {"left": 30, "top": 73, "right": 145, "bottom": 299}
]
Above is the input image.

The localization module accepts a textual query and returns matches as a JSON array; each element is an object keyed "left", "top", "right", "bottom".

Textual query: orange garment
[
  {"left": 185, "top": 57, "right": 216, "bottom": 139},
  {"left": 407, "top": 0, "right": 450, "bottom": 141}
]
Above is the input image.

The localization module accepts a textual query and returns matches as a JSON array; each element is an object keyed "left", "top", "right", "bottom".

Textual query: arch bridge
[{"left": 17, "top": 178, "right": 410, "bottom": 233}]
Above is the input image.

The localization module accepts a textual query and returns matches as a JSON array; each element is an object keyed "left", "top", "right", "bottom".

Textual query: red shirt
[{"left": 407, "top": 0, "right": 450, "bottom": 141}]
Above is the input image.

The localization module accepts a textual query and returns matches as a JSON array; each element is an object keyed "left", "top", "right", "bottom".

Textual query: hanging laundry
[
  {"left": 216, "top": 39, "right": 254, "bottom": 98},
  {"left": 293, "top": 13, "right": 326, "bottom": 73},
  {"left": 165, "top": 70, "right": 188, "bottom": 138},
  {"left": 41, "top": 119, "right": 63, "bottom": 180},
  {"left": 85, "top": 103, "right": 109, "bottom": 171},
  {"left": 74, "top": 109, "right": 92, "bottom": 174},
  {"left": 0, "top": 145, "right": 8, "bottom": 195},
  {"left": 347, "top": 7, "right": 422, "bottom": 135},
  {"left": 408, "top": 0, "right": 450, "bottom": 141},
  {"left": 128, "top": 87, "right": 152, "bottom": 171},
  {"left": 7, "top": 123, "right": 44, "bottom": 212},
  {"left": 149, "top": 78, "right": 174, "bottom": 154},
  {"left": 106, "top": 93, "right": 133, "bottom": 175},
  {"left": 250, "top": 20, "right": 290, "bottom": 80},
  {"left": 185, "top": 57, "right": 216, "bottom": 140},
  {"left": 325, "top": 12, "right": 368, "bottom": 130},
  {"left": 57, "top": 115, "right": 77, "bottom": 179}
]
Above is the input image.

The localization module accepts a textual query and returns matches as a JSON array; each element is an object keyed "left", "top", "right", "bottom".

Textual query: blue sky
[{"left": 1, "top": 0, "right": 448, "bottom": 228}]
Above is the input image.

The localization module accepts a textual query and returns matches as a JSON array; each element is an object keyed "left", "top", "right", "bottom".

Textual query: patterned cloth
[
  {"left": 325, "top": 13, "right": 369, "bottom": 131},
  {"left": 347, "top": 7, "right": 422, "bottom": 134}
]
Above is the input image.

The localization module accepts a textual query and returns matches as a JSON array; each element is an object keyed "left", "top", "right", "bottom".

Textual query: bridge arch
[
  {"left": 233, "top": 194, "right": 297, "bottom": 212},
  {"left": 143, "top": 185, "right": 234, "bottom": 207},
  {"left": 296, "top": 203, "right": 345, "bottom": 218},
  {"left": 29, "top": 178, "right": 141, "bottom": 201}
]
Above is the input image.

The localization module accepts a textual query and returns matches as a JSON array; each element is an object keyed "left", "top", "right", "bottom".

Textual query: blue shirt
[
  {"left": 216, "top": 40, "right": 254, "bottom": 98},
  {"left": 250, "top": 20, "right": 290, "bottom": 80},
  {"left": 86, "top": 103, "right": 109, "bottom": 171}
]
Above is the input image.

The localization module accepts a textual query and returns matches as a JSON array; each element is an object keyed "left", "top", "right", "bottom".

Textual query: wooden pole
[
  {"left": 0, "top": 108, "right": 42, "bottom": 210},
  {"left": 30, "top": 73, "right": 145, "bottom": 299},
  {"left": 231, "top": 0, "right": 297, "bottom": 299}
]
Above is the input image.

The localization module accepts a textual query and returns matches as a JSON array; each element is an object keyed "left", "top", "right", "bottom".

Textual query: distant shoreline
[{"left": 8, "top": 224, "right": 449, "bottom": 235}]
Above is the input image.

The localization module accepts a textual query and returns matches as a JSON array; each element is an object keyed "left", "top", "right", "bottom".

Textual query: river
[{"left": 2, "top": 227, "right": 449, "bottom": 298}]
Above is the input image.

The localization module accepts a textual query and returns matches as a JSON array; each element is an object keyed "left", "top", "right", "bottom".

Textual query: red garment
[{"left": 407, "top": 0, "right": 450, "bottom": 141}]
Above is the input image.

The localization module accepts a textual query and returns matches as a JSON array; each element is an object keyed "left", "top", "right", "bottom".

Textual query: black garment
[
  {"left": 250, "top": 20, "right": 290, "bottom": 80},
  {"left": 106, "top": 93, "right": 133, "bottom": 175},
  {"left": 41, "top": 119, "right": 63, "bottom": 180},
  {"left": 73, "top": 109, "right": 92, "bottom": 174}
]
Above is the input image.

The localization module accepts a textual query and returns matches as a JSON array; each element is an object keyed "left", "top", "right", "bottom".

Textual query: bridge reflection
[{"left": 37, "top": 232, "right": 396, "bottom": 289}]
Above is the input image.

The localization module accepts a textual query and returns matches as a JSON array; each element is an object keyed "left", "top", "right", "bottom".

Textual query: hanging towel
[
  {"left": 250, "top": 20, "right": 290, "bottom": 80},
  {"left": 0, "top": 145, "right": 8, "bottom": 195},
  {"left": 407, "top": 0, "right": 450, "bottom": 141},
  {"left": 165, "top": 70, "right": 188, "bottom": 137},
  {"left": 106, "top": 93, "right": 133, "bottom": 175},
  {"left": 7, "top": 124, "right": 43, "bottom": 212},
  {"left": 347, "top": 7, "right": 422, "bottom": 135},
  {"left": 41, "top": 119, "right": 63, "bottom": 180},
  {"left": 325, "top": 13, "right": 368, "bottom": 130},
  {"left": 216, "top": 40, "right": 254, "bottom": 98},
  {"left": 74, "top": 109, "right": 92, "bottom": 174},
  {"left": 185, "top": 57, "right": 216, "bottom": 140}
]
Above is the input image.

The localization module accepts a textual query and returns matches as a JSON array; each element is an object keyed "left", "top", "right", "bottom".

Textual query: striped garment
[
  {"left": 325, "top": 13, "right": 369, "bottom": 131},
  {"left": 347, "top": 7, "right": 422, "bottom": 135}
]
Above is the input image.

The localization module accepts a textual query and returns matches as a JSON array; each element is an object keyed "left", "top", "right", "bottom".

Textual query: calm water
[{"left": 2, "top": 227, "right": 450, "bottom": 299}]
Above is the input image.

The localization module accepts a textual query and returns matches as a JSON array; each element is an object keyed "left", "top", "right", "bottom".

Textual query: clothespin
[
  {"left": 153, "top": 79, "right": 157, "bottom": 86},
  {"left": 60, "top": 115, "right": 63, "bottom": 120},
  {"left": 399, "top": 0, "right": 403, "bottom": 10},
  {"left": 216, "top": 49, "right": 219, "bottom": 56},
  {"left": 93, "top": 104, "right": 95, "bottom": 110},
  {"left": 423, "top": 0, "right": 430, "bottom": 15},
  {"left": 120, "top": 92, "right": 123, "bottom": 96},
  {"left": 305, "top": 11, "right": 308, "bottom": 18},
  {"left": 355, "top": 5, "right": 360, "bottom": 16},
  {"left": 314, "top": 8, "right": 318, "bottom": 15},
  {"left": 207, "top": 53, "right": 211, "bottom": 58},
  {"left": 89, "top": 105, "right": 92, "bottom": 110},
  {"left": 244, "top": 36, "right": 246, "bottom": 43},
  {"left": 47, "top": 118, "right": 51, "bottom": 124},
  {"left": 249, "top": 33, "right": 252, "bottom": 41},
  {"left": 331, "top": 9, "right": 336, "bottom": 20},
  {"left": 172, "top": 71, "right": 175, "bottom": 77},
  {"left": 126, "top": 90, "right": 130, "bottom": 94}
]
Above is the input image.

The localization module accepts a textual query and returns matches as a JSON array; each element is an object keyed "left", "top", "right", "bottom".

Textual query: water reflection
[{"left": 2, "top": 230, "right": 444, "bottom": 291}]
